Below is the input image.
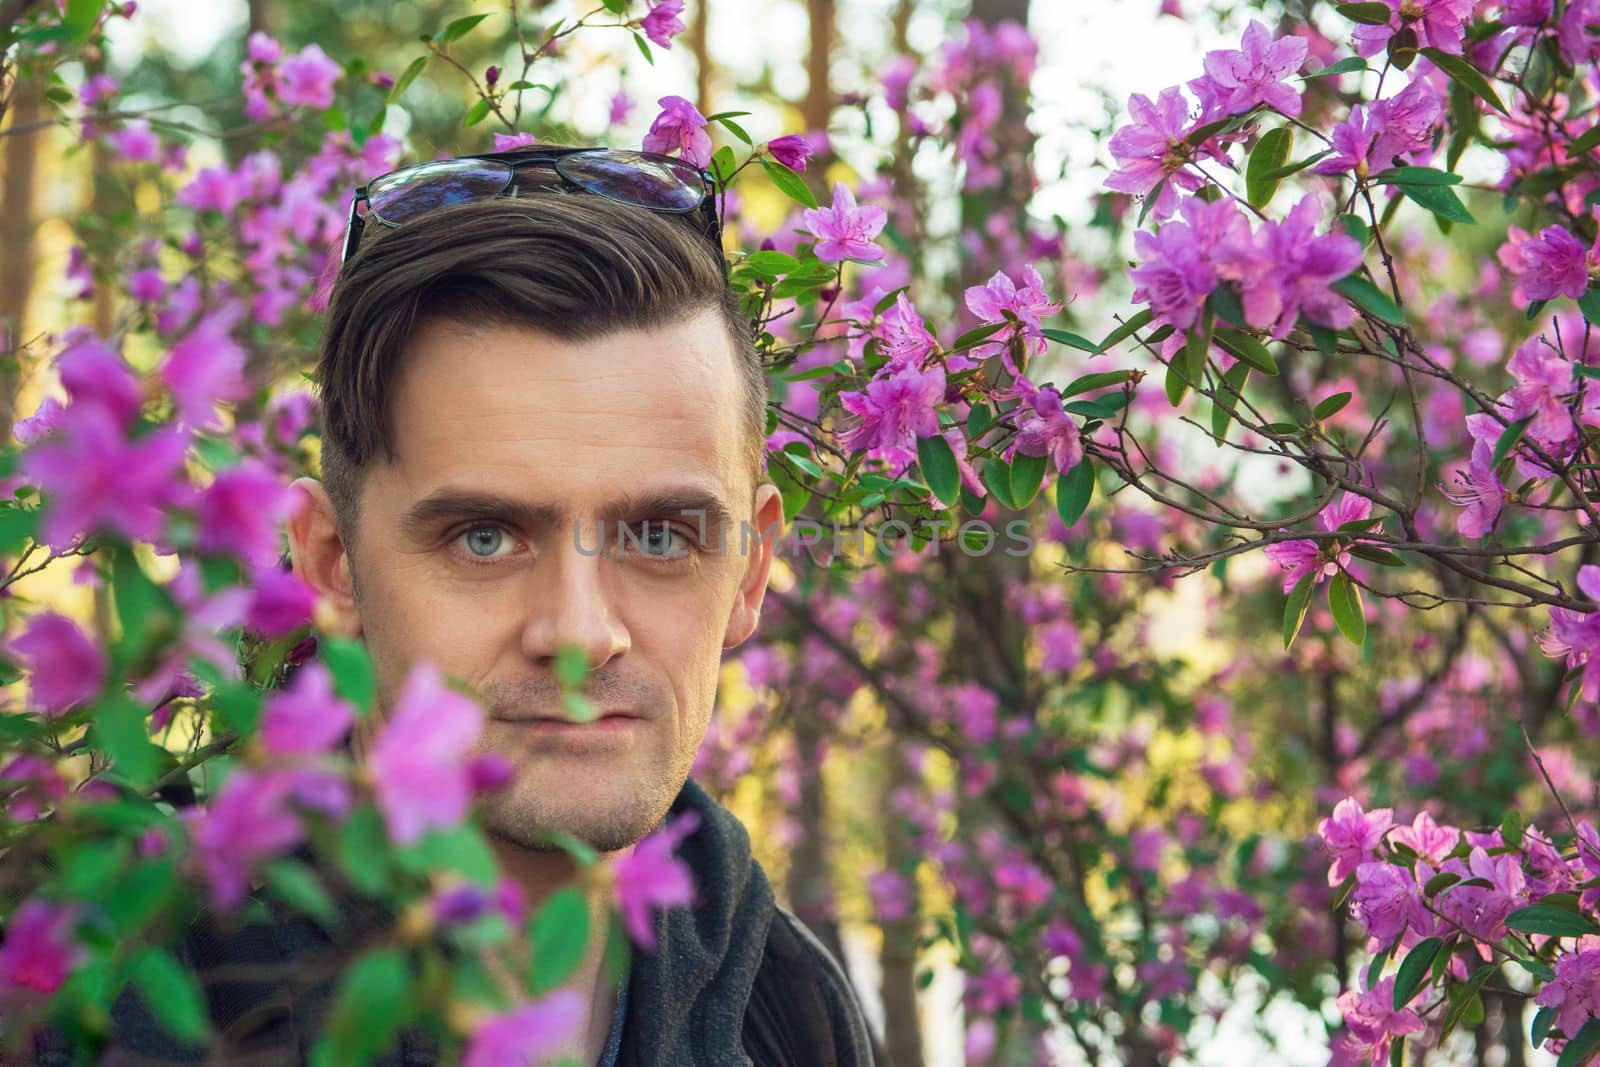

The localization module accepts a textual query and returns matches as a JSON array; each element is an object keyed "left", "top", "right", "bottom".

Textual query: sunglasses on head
[{"left": 339, "top": 146, "right": 723, "bottom": 267}]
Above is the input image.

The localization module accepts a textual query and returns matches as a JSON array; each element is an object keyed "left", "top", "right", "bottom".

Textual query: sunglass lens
[
  {"left": 556, "top": 150, "right": 706, "bottom": 212},
  {"left": 367, "top": 160, "right": 513, "bottom": 224}
]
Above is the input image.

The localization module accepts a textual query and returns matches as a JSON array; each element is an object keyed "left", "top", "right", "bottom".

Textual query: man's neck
[{"left": 485, "top": 833, "right": 624, "bottom": 1066}]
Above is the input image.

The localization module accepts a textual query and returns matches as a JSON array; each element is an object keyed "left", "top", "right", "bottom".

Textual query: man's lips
[{"left": 490, "top": 710, "right": 643, "bottom": 725}]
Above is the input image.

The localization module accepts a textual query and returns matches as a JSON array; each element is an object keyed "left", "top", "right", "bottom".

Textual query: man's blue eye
[
  {"left": 635, "top": 523, "right": 689, "bottom": 558},
  {"left": 463, "top": 526, "right": 506, "bottom": 557}
]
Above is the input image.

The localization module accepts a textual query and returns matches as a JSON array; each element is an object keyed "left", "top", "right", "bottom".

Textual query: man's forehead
[{"left": 395, "top": 481, "right": 739, "bottom": 536}]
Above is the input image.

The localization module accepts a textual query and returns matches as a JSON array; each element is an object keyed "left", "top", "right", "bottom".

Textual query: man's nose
[{"left": 517, "top": 534, "right": 630, "bottom": 673}]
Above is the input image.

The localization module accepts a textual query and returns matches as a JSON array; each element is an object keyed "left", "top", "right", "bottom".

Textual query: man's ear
[
  {"left": 285, "top": 477, "right": 363, "bottom": 639},
  {"left": 723, "top": 482, "right": 785, "bottom": 651}
]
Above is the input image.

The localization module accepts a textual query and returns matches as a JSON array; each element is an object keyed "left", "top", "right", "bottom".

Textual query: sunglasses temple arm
[{"left": 340, "top": 193, "right": 367, "bottom": 266}]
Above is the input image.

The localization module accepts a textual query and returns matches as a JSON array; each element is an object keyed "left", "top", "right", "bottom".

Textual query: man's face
[{"left": 291, "top": 309, "right": 782, "bottom": 853}]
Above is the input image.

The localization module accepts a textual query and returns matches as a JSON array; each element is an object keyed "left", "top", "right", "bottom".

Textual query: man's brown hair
[{"left": 316, "top": 190, "right": 766, "bottom": 543}]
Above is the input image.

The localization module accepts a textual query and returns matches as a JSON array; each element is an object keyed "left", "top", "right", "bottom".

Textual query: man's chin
[{"left": 480, "top": 776, "right": 677, "bottom": 855}]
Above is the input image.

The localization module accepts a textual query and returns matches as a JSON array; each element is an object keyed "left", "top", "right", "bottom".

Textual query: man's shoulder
[{"left": 743, "top": 905, "right": 878, "bottom": 1067}]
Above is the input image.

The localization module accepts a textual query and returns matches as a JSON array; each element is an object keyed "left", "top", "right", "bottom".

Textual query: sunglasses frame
[{"left": 338, "top": 146, "right": 724, "bottom": 267}]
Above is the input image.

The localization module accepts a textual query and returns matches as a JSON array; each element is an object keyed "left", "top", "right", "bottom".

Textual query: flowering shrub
[{"left": 3, "top": 0, "right": 1600, "bottom": 1062}]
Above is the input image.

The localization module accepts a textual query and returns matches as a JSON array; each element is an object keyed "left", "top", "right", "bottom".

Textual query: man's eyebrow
[
  {"left": 398, "top": 491, "right": 565, "bottom": 540},
  {"left": 397, "top": 487, "right": 737, "bottom": 540},
  {"left": 598, "top": 488, "right": 736, "bottom": 534}
]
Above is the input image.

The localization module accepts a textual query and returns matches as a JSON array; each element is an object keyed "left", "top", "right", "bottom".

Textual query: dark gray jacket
[{"left": 32, "top": 779, "right": 877, "bottom": 1067}]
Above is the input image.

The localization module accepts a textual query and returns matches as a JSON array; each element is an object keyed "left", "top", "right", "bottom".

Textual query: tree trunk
[
  {"left": 967, "top": 0, "right": 1028, "bottom": 26},
  {"left": 802, "top": 0, "right": 834, "bottom": 134},
  {"left": 786, "top": 700, "right": 847, "bottom": 968},
  {"left": 877, "top": 748, "right": 924, "bottom": 1067},
  {"left": 689, "top": 0, "right": 711, "bottom": 121},
  {"left": 0, "top": 83, "right": 40, "bottom": 428}
]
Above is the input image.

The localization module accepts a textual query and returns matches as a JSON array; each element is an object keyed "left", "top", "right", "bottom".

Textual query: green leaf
[
  {"left": 1055, "top": 460, "right": 1095, "bottom": 528},
  {"left": 1314, "top": 392, "right": 1353, "bottom": 420},
  {"left": 263, "top": 860, "right": 340, "bottom": 929},
  {"left": 313, "top": 948, "right": 413, "bottom": 1067},
  {"left": 717, "top": 117, "right": 753, "bottom": 145},
  {"left": 1572, "top": 124, "right": 1600, "bottom": 157},
  {"left": 528, "top": 887, "right": 590, "bottom": 994},
  {"left": 1164, "top": 361, "right": 1189, "bottom": 406},
  {"left": 760, "top": 159, "right": 817, "bottom": 208},
  {"left": 1392, "top": 937, "right": 1442, "bottom": 1009},
  {"left": 1371, "top": 166, "right": 1463, "bottom": 186},
  {"left": 917, "top": 435, "right": 961, "bottom": 507},
  {"left": 64, "top": 0, "right": 104, "bottom": 43},
  {"left": 1333, "top": 275, "right": 1404, "bottom": 324},
  {"left": 1303, "top": 56, "right": 1369, "bottom": 79},
  {"left": 601, "top": 0, "right": 627, "bottom": 11},
  {"left": 1246, "top": 126, "right": 1293, "bottom": 207},
  {"left": 437, "top": 13, "right": 491, "bottom": 43},
  {"left": 1041, "top": 328, "right": 1099, "bottom": 354},
  {"left": 1492, "top": 415, "right": 1534, "bottom": 468},
  {"left": 337, "top": 806, "right": 391, "bottom": 896},
  {"left": 1557, "top": 1019, "right": 1600, "bottom": 1067},
  {"left": 462, "top": 98, "right": 493, "bottom": 127},
  {"left": 321, "top": 638, "right": 376, "bottom": 714},
  {"left": 389, "top": 56, "right": 428, "bottom": 102},
  {"left": 1349, "top": 544, "right": 1405, "bottom": 567},
  {"left": 1210, "top": 363, "right": 1251, "bottom": 444},
  {"left": 1283, "top": 572, "right": 1316, "bottom": 649},
  {"left": 980, "top": 459, "right": 1017, "bottom": 510},
  {"left": 710, "top": 145, "right": 737, "bottom": 184},
  {"left": 1422, "top": 871, "right": 1461, "bottom": 896},
  {"left": 1398, "top": 182, "right": 1476, "bottom": 224},
  {"left": 1501, "top": 809, "right": 1525, "bottom": 849},
  {"left": 1257, "top": 149, "right": 1334, "bottom": 182},
  {"left": 738, "top": 250, "right": 800, "bottom": 278},
  {"left": 104, "top": 859, "right": 176, "bottom": 932},
  {"left": 1061, "top": 370, "right": 1135, "bottom": 398},
  {"left": 1097, "top": 309, "right": 1154, "bottom": 354},
  {"left": 1010, "top": 452, "right": 1047, "bottom": 509},
  {"left": 0, "top": 504, "right": 38, "bottom": 556},
  {"left": 1337, "top": 2, "right": 1393, "bottom": 24},
  {"left": 1505, "top": 905, "right": 1600, "bottom": 938},
  {"left": 1578, "top": 288, "right": 1600, "bottom": 327},
  {"left": 632, "top": 31, "right": 655, "bottom": 65},
  {"left": 131, "top": 948, "right": 208, "bottom": 1044},
  {"left": 1420, "top": 47, "right": 1508, "bottom": 115},
  {"left": 952, "top": 320, "right": 1009, "bottom": 352},
  {"left": 93, "top": 693, "right": 158, "bottom": 787},
  {"left": 1531, "top": 1005, "right": 1557, "bottom": 1048},
  {"left": 1213, "top": 329, "right": 1279, "bottom": 375},
  {"left": 968, "top": 401, "right": 996, "bottom": 440},
  {"left": 398, "top": 826, "right": 499, "bottom": 886},
  {"left": 1328, "top": 573, "right": 1367, "bottom": 645}
]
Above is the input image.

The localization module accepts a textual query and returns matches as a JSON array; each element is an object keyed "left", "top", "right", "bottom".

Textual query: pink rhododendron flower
[
  {"left": 1389, "top": 810, "right": 1458, "bottom": 864},
  {"left": 1105, "top": 86, "right": 1235, "bottom": 220},
  {"left": 608, "top": 89, "right": 634, "bottom": 126},
  {"left": 615, "top": 810, "right": 700, "bottom": 950},
  {"left": 1541, "top": 566, "right": 1600, "bottom": 702},
  {"left": 21, "top": 415, "right": 190, "bottom": 551},
  {"left": 12, "top": 396, "right": 64, "bottom": 445},
  {"left": 1263, "top": 493, "right": 1374, "bottom": 593},
  {"left": 639, "top": 0, "right": 686, "bottom": 49},
  {"left": 492, "top": 132, "right": 540, "bottom": 151},
  {"left": 873, "top": 293, "right": 936, "bottom": 371},
  {"left": 963, "top": 265, "right": 1062, "bottom": 364},
  {"left": 1334, "top": 976, "right": 1425, "bottom": 1064},
  {"left": 368, "top": 663, "right": 486, "bottom": 845},
  {"left": 1129, "top": 194, "right": 1249, "bottom": 330},
  {"left": 161, "top": 306, "right": 250, "bottom": 429},
  {"left": 1320, "top": 796, "right": 1394, "bottom": 885},
  {"left": 105, "top": 119, "right": 160, "bottom": 162},
  {"left": 276, "top": 43, "right": 341, "bottom": 109},
  {"left": 1350, "top": 0, "right": 1473, "bottom": 57},
  {"left": 766, "top": 133, "right": 813, "bottom": 171},
  {"left": 259, "top": 661, "right": 355, "bottom": 757},
  {"left": 177, "top": 165, "right": 247, "bottom": 214},
  {"left": 1216, "top": 195, "right": 1364, "bottom": 340},
  {"left": 1507, "top": 338, "right": 1580, "bottom": 451},
  {"left": 1533, "top": 942, "right": 1600, "bottom": 1042},
  {"left": 1440, "top": 440, "right": 1505, "bottom": 537},
  {"left": 183, "top": 767, "right": 306, "bottom": 908},
  {"left": 1197, "top": 19, "right": 1308, "bottom": 118},
  {"left": 0, "top": 899, "right": 83, "bottom": 1002},
  {"left": 802, "top": 183, "right": 889, "bottom": 263},
  {"left": 195, "top": 459, "right": 298, "bottom": 567},
  {"left": 246, "top": 565, "right": 318, "bottom": 637},
  {"left": 642, "top": 95, "right": 712, "bottom": 168},
  {"left": 835, "top": 364, "right": 946, "bottom": 459},
  {"left": 867, "top": 869, "right": 912, "bottom": 921},
  {"left": 1435, "top": 846, "right": 1527, "bottom": 942},
  {"left": 1010, "top": 385, "right": 1083, "bottom": 476},
  {"left": 1503, "top": 0, "right": 1553, "bottom": 24},
  {"left": 1350, "top": 861, "right": 1423, "bottom": 944},
  {"left": 9, "top": 613, "right": 106, "bottom": 716},
  {"left": 1497, "top": 224, "right": 1595, "bottom": 304},
  {"left": 57, "top": 333, "right": 142, "bottom": 428}
]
